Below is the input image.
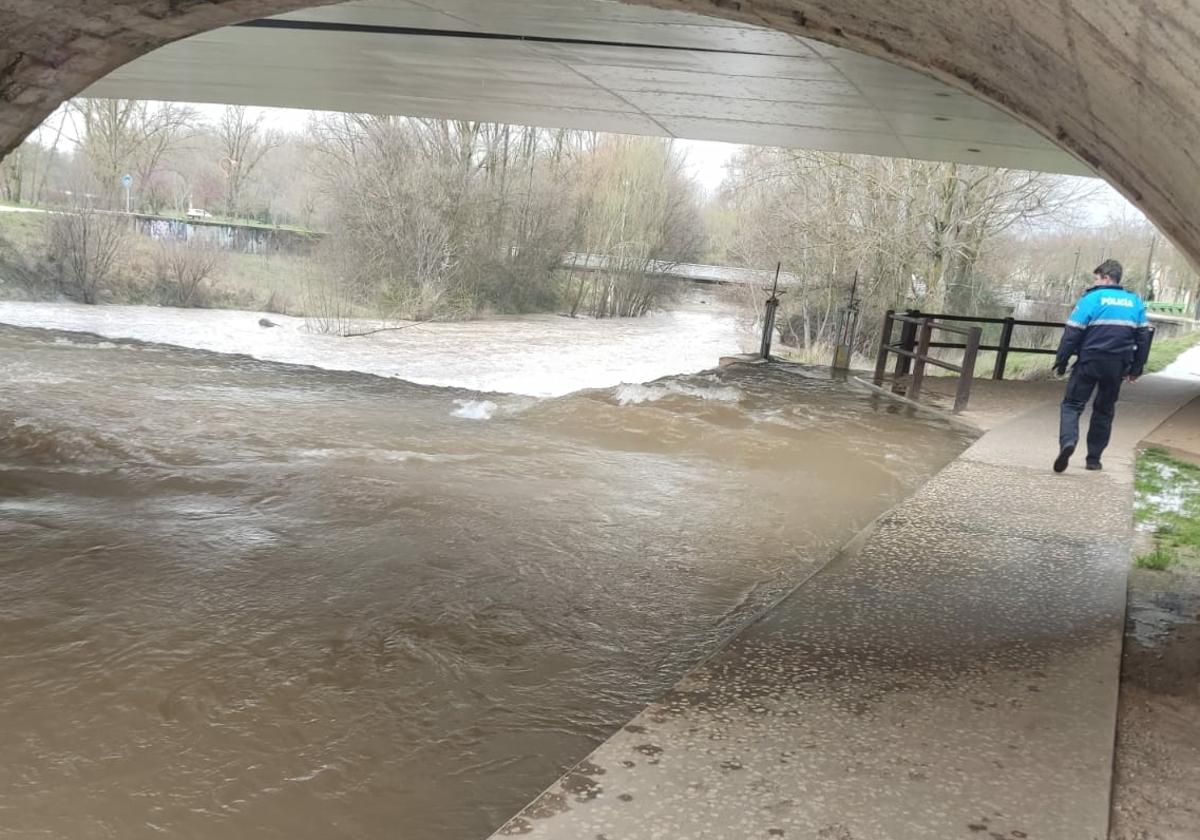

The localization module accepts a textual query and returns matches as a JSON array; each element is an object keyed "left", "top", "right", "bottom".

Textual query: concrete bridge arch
[{"left": 2, "top": 0, "right": 1198, "bottom": 266}]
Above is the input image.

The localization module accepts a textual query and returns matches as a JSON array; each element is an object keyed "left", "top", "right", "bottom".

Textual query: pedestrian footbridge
[{"left": 563, "top": 253, "right": 800, "bottom": 288}]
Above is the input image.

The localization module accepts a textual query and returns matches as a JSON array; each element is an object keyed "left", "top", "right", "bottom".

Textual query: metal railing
[
  {"left": 890, "top": 309, "right": 1065, "bottom": 380},
  {"left": 873, "top": 311, "right": 984, "bottom": 413},
  {"left": 1146, "top": 301, "right": 1189, "bottom": 315}
]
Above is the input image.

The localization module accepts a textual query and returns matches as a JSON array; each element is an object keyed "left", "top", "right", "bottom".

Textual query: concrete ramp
[{"left": 491, "top": 377, "right": 1198, "bottom": 840}]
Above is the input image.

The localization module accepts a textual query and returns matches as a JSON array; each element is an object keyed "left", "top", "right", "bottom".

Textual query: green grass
[
  {"left": 1134, "top": 447, "right": 1200, "bottom": 570},
  {"left": 924, "top": 349, "right": 1057, "bottom": 380},
  {"left": 964, "top": 329, "right": 1199, "bottom": 380},
  {"left": 1144, "top": 330, "right": 1200, "bottom": 374},
  {"left": 0, "top": 209, "right": 49, "bottom": 250},
  {"left": 1138, "top": 543, "right": 1177, "bottom": 570},
  {"left": 0, "top": 209, "right": 322, "bottom": 314},
  {"left": 213, "top": 250, "right": 354, "bottom": 316},
  {"left": 996, "top": 350, "right": 1057, "bottom": 379}
]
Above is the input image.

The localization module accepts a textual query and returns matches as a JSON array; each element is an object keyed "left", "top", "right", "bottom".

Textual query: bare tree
[
  {"left": 153, "top": 237, "right": 223, "bottom": 306},
  {"left": 71, "top": 99, "right": 197, "bottom": 209},
  {"left": 1, "top": 108, "right": 68, "bottom": 206},
  {"left": 1, "top": 143, "right": 35, "bottom": 204},
  {"left": 305, "top": 119, "right": 705, "bottom": 323},
  {"left": 995, "top": 210, "right": 1199, "bottom": 310},
  {"left": 301, "top": 250, "right": 358, "bottom": 336},
  {"left": 571, "top": 136, "right": 706, "bottom": 317},
  {"left": 46, "top": 207, "right": 128, "bottom": 304},
  {"left": 218, "top": 106, "right": 282, "bottom": 219},
  {"left": 717, "top": 148, "right": 1089, "bottom": 360},
  {"left": 308, "top": 114, "right": 579, "bottom": 322}
]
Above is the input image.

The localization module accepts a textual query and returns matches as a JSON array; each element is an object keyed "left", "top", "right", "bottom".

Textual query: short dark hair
[{"left": 1094, "top": 259, "right": 1123, "bottom": 283}]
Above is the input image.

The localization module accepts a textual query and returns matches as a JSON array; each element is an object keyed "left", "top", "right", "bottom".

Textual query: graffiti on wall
[{"left": 132, "top": 215, "right": 318, "bottom": 256}]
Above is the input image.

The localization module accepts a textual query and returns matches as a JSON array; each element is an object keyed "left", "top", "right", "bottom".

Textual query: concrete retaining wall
[{"left": 131, "top": 215, "right": 321, "bottom": 256}]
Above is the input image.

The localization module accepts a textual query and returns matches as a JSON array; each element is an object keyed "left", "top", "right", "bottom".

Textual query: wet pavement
[{"left": 492, "top": 373, "right": 1200, "bottom": 840}]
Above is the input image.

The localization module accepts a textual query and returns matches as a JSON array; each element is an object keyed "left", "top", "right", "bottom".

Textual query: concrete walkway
[{"left": 491, "top": 374, "right": 1199, "bottom": 840}]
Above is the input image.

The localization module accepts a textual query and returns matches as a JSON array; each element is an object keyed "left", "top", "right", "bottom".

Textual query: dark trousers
[{"left": 1059, "top": 357, "right": 1127, "bottom": 462}]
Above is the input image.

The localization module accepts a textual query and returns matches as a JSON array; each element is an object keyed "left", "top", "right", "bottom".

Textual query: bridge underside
[
  {"left": 1, "top": 0, "right": 1199, "bottom": 262},
  {"left": 79, "top": 0, "right": 1086, "bottom": 176}
]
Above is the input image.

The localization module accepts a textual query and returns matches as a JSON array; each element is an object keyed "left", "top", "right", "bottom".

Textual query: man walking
[{"left": 1052, "top": 259, "right": 1152, "bottom": 473}]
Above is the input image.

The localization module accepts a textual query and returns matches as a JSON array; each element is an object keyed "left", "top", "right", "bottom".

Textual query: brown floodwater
[{"left": 0, "top": 323, "right": 972, "bottom": 839}]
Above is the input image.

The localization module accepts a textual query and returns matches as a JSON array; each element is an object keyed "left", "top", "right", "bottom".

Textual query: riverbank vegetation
[
  {"left": 308, "top": 117, "right": 703, "bottom": 324},
  {"left": 2, "top": 98, "right": 1198, "bottom": 343},
  {"left": 0, "top": 103, "right": 705, "bottom": 325},
  {"left": 711, "top": 148, "right": 1198, "bottom": 371}
]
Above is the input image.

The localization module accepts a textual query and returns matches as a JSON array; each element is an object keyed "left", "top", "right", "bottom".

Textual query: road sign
[{"left": 121, "top": 174, "right": 132, "bottom": 188}]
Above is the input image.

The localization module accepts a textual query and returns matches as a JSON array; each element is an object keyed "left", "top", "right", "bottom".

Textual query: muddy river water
[{"left": 0, "top": 303, "right": 972, "bottom": 839}]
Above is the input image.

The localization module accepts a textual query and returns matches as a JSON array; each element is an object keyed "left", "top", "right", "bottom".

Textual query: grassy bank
[
  {"left": 1, "top": 210, "right": 600, "bottom": 322},
  {"left": 938, "top": 327, "right": 1199, "bottom": 382},
  {"left": 1135, "top": 447, "right": 1200, "bottom": 570},
  {"left": 1145, "top": 329, "right": 1200, "bottom": 374},
  {"left": 0, "top": 209, "right": 46, "bottom": 250},
  {"left": 986, "top": 350, "right": 1056, "bottom": 380},
  {"left": 0, "top": 209, "right": 321, "bottom": 315}
]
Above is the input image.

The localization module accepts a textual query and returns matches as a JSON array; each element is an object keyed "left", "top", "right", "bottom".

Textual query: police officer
[{"left": 1052, "top": 259, "right": 1152, "bottom": 473}]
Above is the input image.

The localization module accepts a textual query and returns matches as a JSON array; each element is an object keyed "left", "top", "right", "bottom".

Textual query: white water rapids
[
  {"left": 0, "top": 297, "right": 974, "bottom": 840},
  {"left": 0, "top": 294, "right": 753, "bottom": 397}
]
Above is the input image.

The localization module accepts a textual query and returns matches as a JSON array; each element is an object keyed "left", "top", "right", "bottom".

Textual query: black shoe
[
  {"left": 1053, "top": 444, "right": 1075, "bottom": 473},
  {"left": 1086, "top": 461, "right": 1103, "bottom": 471}
]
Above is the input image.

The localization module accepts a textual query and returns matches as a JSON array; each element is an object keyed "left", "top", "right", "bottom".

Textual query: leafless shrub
[
  {"left": 308, "top": 118, "right": 701, "bottom": 321},
  {"left": 153, "top": 238, "right": 223, "bottom": 307},
  {"left": 46, "top": 208, "right": 128, "bottom": 304},
  {"left": 302, "top": 264, "right": 355, "bottom": 336},
  {"left": 567, "top": 136, "right": 705, "bottom": 318}
]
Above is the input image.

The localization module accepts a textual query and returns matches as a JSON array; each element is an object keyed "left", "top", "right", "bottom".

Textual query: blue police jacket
[{"left": 1054, "top": 284, "right": 1152, "bottom": 375}]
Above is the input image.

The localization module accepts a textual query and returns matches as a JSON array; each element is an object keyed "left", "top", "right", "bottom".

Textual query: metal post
[
  {"left": 901, "top": 308, "right": 921, "bottom": 374},
  {"left": 832, "top": 306, "right": 860, "bottom": 371},
  {"left": 993, "top": 316, "right": 1015, "bottom": 380},
  {"left": 891, "top": 310, "right": 918, "bottom": 392},
  {"left": 1144, "top": 232, "right": 1158, "bottom": 301},
  {"left": 873, "top": 310, "right": 896, "bottom": 386},
  {"left": 760, "top": 296, "right": 780, "bottom": 358},
  {"left": 832, "top": 272, "right": 860, "bottom": 371},
  {"left": 955, "top": 326, "right": 982, "bottom": 413},
  {"left": 759, "top": 262, "right": 783, "bottom": 359},
  {"left": 908, "top": 318, "right": 934, "bottom": 403}
]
